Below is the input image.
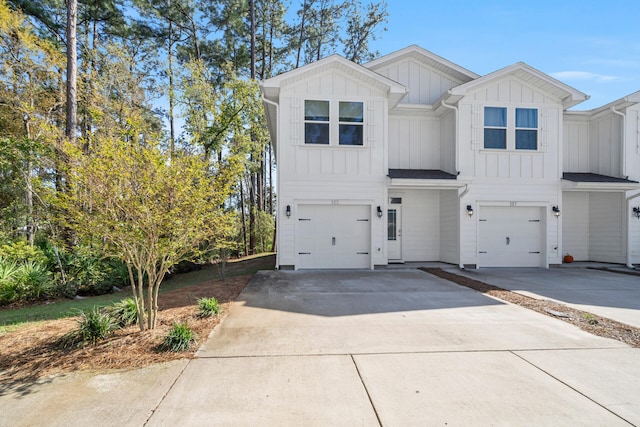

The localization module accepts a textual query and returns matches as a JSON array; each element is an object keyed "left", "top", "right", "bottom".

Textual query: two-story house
[{"left": 261, "top": 45, "right": 640, "bottom": 270}]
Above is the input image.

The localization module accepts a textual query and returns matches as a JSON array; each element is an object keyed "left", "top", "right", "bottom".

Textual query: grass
[{"left": 0, "top": 253, "right": 275, "bottom": 331}]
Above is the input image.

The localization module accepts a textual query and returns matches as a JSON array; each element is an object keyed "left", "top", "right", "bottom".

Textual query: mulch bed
[
  {"left": 0, "top": 275, "right": 251, "bottom": 386},
  {"left": 421, "top": 268, "right": 640, "bottom": 348}
]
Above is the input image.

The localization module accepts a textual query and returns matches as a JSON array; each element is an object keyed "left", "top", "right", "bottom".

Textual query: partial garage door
[
  {"left": 478, "top": 206, "right": 543, "bottom": 267},
  {"left": 296, "top": 204, "right": 371, "bottom": 269}
]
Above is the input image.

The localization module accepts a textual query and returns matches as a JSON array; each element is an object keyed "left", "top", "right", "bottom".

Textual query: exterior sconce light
[
  {"left": 376, "top": 206, "right": 383, "bottom": 218},
  {"left": 466, "top": 205, "right": 474, "bottom": 217},
  {"left": 552, "top": 206, "right": 561, "bottom": 217},
  {"left": 633, "top": 207, "right": 640, "bottom": 219},
  {"left": 286, "top": 205, "right": 291, "bottom": 218}
]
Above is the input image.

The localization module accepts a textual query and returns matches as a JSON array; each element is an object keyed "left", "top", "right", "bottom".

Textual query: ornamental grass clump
[
  {"left": 160, "top": 322, "right": 198, "bottom": 352},
  {"left": 59, "top": 306, "right": 118, "bottom": 348},
  {"left": 104, "top": 298, "right": 140, "bottom": 327},
  {"left": 197, "top": 296, "right": 220, "bottom": 318}
]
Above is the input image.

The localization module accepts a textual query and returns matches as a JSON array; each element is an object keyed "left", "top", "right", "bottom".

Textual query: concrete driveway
[
  {"left": 449, "top": 267, "right": 640, "bottom": 328},
  {"left": 148, "top": 270, "right": 639, "bottom": 426},
  {"left": 2, "top": 269, "right": 639, "bottom": 426}
]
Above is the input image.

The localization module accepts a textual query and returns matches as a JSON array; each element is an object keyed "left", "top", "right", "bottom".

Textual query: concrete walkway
[{"left": 2, "top": 269, "right": 639, "bottom": 426}]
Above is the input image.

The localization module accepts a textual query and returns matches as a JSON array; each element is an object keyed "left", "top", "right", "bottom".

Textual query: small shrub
[
  {"left": 16, "top": 260, "right": 54, "bottom": 300},
  {"left": 0, "top": 241, "right": 48, "bottom": 265},
  {"left": 59, "top": 307, "right": 118, "bottom": 348},
  {"left": 0, "top": 258, "right": 20, "bottom": 304},
  {"left": 159, "top": 322, "right": 198, "bottom": 352},
  {"left": 197, "top": 296, "right": 220, "bottom": 317},
  {"left": 105, "top": 298, "right": 140, "bottom": 327}
]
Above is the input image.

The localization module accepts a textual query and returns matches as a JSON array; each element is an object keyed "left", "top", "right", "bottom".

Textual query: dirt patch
[
  {"left": 0, "top": 275, "right": 251, "bottom": 386},
  {"left": 421, "top": 268, "right": 640, "bottom": 348}
]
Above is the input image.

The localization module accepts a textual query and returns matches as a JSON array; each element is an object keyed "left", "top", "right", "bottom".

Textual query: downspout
[
  {"left": 262, "top": 94, "right": 280, "bottom": 268},
  {"left": 626, "top": 192, "right": 640, "bottom": 269},
  {"left": 611, "top": 106, "right": 627, "bottom": 179},
  {"left": 441, "top": 97, "right": 466, "bottom": 269},
  {"left": 440, "top": 96, "right": 459, "bottom": 174},
  {"left": 457, "top": 184, "right": 470, "bottom": 269}
]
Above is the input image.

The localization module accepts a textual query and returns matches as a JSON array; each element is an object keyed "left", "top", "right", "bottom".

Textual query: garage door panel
[
  {"left": 296, "top": 204, "right": 371, "bottom": 269},
  {"left": 479, "top": 207, "right": 543, "bottom": 267}
]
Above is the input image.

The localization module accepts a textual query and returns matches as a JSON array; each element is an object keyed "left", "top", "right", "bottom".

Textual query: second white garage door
[
  {"left": 296, "top": 204, "right": 371, "bottom": 269},
  {"left": 478, "top": 206, "right": 544, "bottom": 267}
]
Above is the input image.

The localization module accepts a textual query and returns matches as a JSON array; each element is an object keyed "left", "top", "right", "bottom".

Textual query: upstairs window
[
  {"left": 515, "top": 108, "right": 538, "bottom": 150},
  {"left": 338, "top": 101, "right": 364, "bottom": 146},
  {"left": 484, "top": 107, "right": 507, "bottom": 149},
  {"left": 304, "top": 100, "right": 329, "bottom": 144}
]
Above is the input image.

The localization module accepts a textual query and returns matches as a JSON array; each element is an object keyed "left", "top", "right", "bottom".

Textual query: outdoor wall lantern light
[
  {"left": 552, "top": 206, "right": 561, "bottom": 217},
  {"left": 286, "top": 205, "right": 291, "bottom": 218},
  {"left": 377, "top": 206, "right": 383, "bottom": 218},
  {"left": 466, "top": 205, "right": 474, "bottom": 217},
  {"left": 633, "top": 206, "right": 640, "bottom": 219}
]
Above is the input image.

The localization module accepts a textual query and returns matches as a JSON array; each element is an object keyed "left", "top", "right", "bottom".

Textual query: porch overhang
[
  {"left": 562, "top": 173, "right": 640, "bottom": 192},
  {"left": 387, "top": 169, "right": 469, "bottom": 189}
]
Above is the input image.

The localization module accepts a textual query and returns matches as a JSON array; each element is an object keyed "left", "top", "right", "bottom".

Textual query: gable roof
[
  {"left": 586, "top": 90, "right": 640, "bottom": 115},
  {"left": 261, "top": 54, "right": 407, "bottom": 107},
  {"left": 364, "top": 45, "right": 479, "bottom": 83},
  {"left": 445, "top": 62, "right": 589, "bottom": 109}
]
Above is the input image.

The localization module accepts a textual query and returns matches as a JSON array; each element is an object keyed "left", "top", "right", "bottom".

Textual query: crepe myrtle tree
[{"left": 61, "top": 138, "right": 241, "bottom": 330}]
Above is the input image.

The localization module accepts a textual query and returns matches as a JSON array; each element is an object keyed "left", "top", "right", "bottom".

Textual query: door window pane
[{"left": 387, "top": 210, "right": 397, "bottom": 241}]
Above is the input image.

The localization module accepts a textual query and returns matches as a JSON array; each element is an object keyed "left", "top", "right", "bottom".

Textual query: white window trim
[
  {"left": 303, "top": 99, "right": 366, "bottom": 147},
  {"left": 482, "top": 106, "right": 540, "bottom": 152}
]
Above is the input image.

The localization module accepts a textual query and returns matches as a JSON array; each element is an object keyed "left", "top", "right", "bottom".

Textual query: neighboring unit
[{"left": 261, "top": 45, "right": 640, "bottom": 269}]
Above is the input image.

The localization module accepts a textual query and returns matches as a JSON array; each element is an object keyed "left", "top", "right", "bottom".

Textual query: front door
[{"left": 388, "top": 206, "right": 402, "bottom": 261}]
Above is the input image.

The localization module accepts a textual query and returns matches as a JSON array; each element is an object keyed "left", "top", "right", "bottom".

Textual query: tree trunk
[
  {"left": 168, "top": 19, "right": 176, "bottom": 159},
  {"left": 250, "top": 0, "right": 256, "bottom": 80},
  {"left": 65, "top": 0, "right": 78, "bottom": 145},
  {"left": 239, "top": 179, "right": 248, "bottom": 256}
]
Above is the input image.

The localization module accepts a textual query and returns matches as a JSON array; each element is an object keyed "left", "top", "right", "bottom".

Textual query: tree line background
[{"left": 0, "top": 0, "right": 387, "bottom": 308}]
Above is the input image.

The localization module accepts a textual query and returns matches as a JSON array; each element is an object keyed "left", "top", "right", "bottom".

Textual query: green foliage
[
  {"left": 104, "top": 298, "right": 140, "bottom": 327},
  {"left": 197, "top": 296, "right": 220, "bottom": 317},
  {"left": 159, "top": 322, "right": 198, "bottom": 352},
  {"left": 254, "top": 210, "right": 274, "bottom": 254},
  {"left": 0, "top": 256, "right": 54, "bottom": 304},
  {"left": 0, "top": 241, "right": 49, "bottom": 265},
  {"left": 58, "top": 306, "right": 118, "bottom": 348}
]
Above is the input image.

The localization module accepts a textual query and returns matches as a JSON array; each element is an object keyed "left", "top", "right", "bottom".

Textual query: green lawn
[{"left": 0, "top": 253, "right": 275, "bottom": 332}]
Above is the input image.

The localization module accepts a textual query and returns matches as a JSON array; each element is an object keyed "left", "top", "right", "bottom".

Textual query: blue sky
[{"left": 372, "top": 0, "right": 640, "bottom": 110}]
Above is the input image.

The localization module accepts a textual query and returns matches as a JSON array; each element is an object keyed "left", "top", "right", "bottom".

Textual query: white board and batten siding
[
  {"left": 589, "top": 192, "right": 626, "bottom": 263},
  {"left": 276, "top": 67, "right": 390, "bottom": 269},
  {"left": 373, "top": 58, "right": 464, "bottom": 105},
  {"left": 562, "top": 192, "right": 590, "bottom": 261},
  {"left": 457, "top": 77, "right": 562, "bottom": 182}
]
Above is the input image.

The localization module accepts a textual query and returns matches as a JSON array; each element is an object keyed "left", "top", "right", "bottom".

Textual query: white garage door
[
  {"left": 478, "top": 206, "right": 543, "bottom": 267},
  {"left": 296, "top": 204, "right": 371, "bottom": 269}
]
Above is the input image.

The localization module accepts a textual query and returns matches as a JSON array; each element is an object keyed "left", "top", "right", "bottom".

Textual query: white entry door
[
  {"left": 295, "top": 204, "right": 371, "bottom": 269},
  {"left": 387, "top": 207, "right": 402, "bottom": 261},
  {"left": 478, "top": 206, "right": 543, "bottom": 267}
]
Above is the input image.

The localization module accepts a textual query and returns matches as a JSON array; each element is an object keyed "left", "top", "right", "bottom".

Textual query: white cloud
[{"left": 551, "top": 71, "right": 619, "bottom": 82}]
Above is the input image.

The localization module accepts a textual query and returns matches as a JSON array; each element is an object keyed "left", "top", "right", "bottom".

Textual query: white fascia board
[
  {"left": 388, "top": 178, "right": 470, "bottom": 190},
  {"left": 561, "top": 181, "right": 640, "bottom": 192},
  {"left": 261, "top": 54, "right": 407, "bottom": 104},
  {"left": 448, "top": 62, "right": 588, "bottom": 109},
  {"left": 583, "top": 89, "right": 640, "bottom": 116},
  {"left": 364, "top": 45, "right": 479, "bottom": 82}
]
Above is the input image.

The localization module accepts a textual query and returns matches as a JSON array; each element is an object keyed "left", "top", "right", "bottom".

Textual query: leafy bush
[
  {"left": 0, "top": 241, "right": 48, "bottom": 265},
  {"left": 105, "top": 298, "right": 140, "bottom": 327},
  {"left": 61, "top": 246, "right": 128, "bottom": 296},
  {"left": 0, "top": 258, "right": 20, "bottom": 304},
  {"left": 15, "top": 260, "right": 54, "bottom": 300},
  {"left": 59, "top": 307, "right": 118, "bottom": 348},
  {"left": 159, "top": 322, "right": 198, "bottom": 352},
  {"left": 197, "top": 296, "right": 220, "bottom": 317}
]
